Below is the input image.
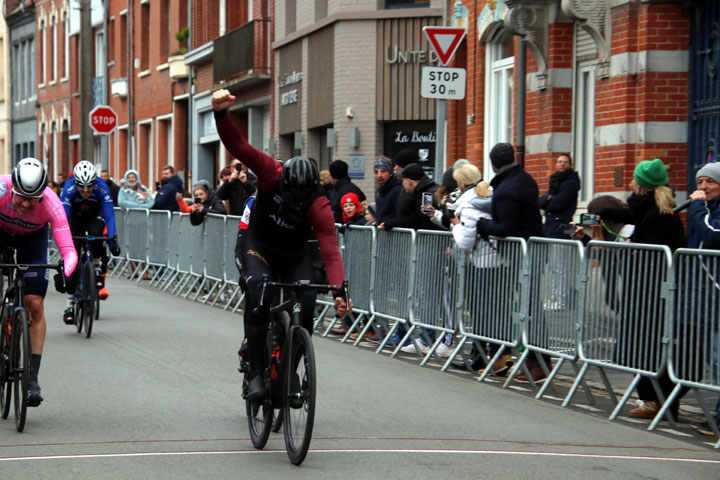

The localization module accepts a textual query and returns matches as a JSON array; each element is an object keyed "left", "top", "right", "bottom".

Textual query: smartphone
[
  {"left": 563, "top": 224, "right": 576, "bottom": 236},
  {"left": 422, "top": 192, "right": 433, "bottom": 213},
  {"left": 155, "top": 181, "right": 161, "bottom": 190},
  {"left": 579, "top": 213, "right": 599, "bottom": 226},
  {"left": 193, "top": 197, "right": 200, "bottom": 204},
  {"left": 235, "top": 163, "right": 243, "bottom": 173}
]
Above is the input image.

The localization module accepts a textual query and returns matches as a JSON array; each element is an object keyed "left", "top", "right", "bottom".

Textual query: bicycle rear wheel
[
  {"left": 82, "top": 262, "right": 95, "bottom": 338},
  {"left": 12, "top": 309, "right": 30, "bottom": 432},
  {"left": 283, "top": 327, "right": 316, "bottom": 465},
  {"left": 0, "top": 307, "right": 10, "bottom": 419}
]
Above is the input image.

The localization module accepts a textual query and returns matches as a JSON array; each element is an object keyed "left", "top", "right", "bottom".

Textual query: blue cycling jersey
[{"left": 60, "top": 176, "right": 117, "bottom": 239}]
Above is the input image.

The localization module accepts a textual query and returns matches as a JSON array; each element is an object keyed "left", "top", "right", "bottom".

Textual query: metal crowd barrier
[
  {"left": 659, "top": 249, "right": 720, "bottom": 446},
  {"left": 371, "top": 228, "right": 416, "bottom": 354},
  {"left": 512, "top": 237, "right": 593, "bottom": 401},
  {"left": 450, "top": 237, "right": 526, "bottom": 382},
  {"left": 101, "top": 209, "right": 720, "bottom": 448},
  {"left": 325, "top": 225, "right": 375, "bottom": 342},
  {"left": 565, "top": 241, "right": 675, "bottom": 423}
]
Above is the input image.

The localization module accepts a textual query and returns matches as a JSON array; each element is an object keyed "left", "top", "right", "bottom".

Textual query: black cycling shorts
[{"left": 0, "top": 225, "right": 50, "bottom": 297}]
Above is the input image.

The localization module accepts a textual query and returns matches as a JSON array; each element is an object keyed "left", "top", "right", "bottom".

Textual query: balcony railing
[{"left": 213, "top": 19, "right": 271, "bottom": 85}]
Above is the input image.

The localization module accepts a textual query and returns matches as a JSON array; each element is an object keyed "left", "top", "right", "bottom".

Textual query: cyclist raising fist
[
  {"left": 212, "top": 88, "right": 352, "bottom": 401},
  {"left": 0, "top": 158, "right": 78, "bottom": 406}
]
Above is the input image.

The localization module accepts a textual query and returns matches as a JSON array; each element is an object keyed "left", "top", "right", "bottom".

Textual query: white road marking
[{"left": 1, "top": 449, "right": 719, "bottom": 464}]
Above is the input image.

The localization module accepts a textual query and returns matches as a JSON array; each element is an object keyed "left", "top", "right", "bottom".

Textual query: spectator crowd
[{"left": 72, "top": 143, "right": 720, "bottom": 438}]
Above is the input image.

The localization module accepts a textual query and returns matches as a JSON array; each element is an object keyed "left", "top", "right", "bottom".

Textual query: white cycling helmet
[
  {"left": 12, "top": 157, "right": 48, "bottom": 198},
  {"left": 73, "top": 160, "right": 96, "bottom": 187}
]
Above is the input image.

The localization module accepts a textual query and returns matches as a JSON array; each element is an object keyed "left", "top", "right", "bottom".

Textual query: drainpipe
[
  {"left": 186, "top": 0, "right": 192, "bottom": 192},
  {"left": 515, "top": 38, "right": 526, "bottom": 169},
  {"left": 127, "top": 0, "right": 133, "bottom": 170},
  {"left": 102, "top": 0, "right": 109, "bottom": 171}
]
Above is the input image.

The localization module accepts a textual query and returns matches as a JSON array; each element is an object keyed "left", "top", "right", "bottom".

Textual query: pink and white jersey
[{"left": 0, "top": 175, "right": 77, "bottom": 276}]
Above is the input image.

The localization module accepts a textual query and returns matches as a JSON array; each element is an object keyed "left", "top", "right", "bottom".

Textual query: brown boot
[
  {"left": 629, "top": 400, "right": 679, "bottom": 421},
  {"left": 478, "top": 354, "right": 513, "bottom": 377}
]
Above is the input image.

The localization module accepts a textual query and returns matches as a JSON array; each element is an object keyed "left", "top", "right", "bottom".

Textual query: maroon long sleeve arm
[{"left": 215, "top": 110, "right": 345, "bottom": 287}]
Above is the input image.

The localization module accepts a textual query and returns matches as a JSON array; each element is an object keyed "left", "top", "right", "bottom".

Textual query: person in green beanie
[{"left": 593, "top": 157, "right": 686, "bottom": 420}]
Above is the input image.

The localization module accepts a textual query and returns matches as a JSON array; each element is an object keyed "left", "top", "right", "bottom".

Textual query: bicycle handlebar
[
  {"left": 258, "top": 274, "right": 349, "bottom": 309},
  {"left": 0, "top": 258, "right": 64, "bottom": 273},
  {"left": 72, "top": 235, "right": 116, "bottom": 243}
]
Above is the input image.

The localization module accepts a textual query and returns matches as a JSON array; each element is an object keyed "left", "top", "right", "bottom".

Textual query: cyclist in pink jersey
[{"left": 0, "top": 158, "right": 77, "bottom": 407}]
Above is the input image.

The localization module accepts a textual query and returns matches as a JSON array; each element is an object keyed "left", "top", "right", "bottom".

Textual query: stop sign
[{"left": 89, "top": 105, "right": 118, "bottom": 134}]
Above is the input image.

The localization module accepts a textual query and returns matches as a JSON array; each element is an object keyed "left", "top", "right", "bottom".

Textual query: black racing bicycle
[
  {"left": 71, "top": 235, "right": 114, "bottom": 338},
  {"left": 0, "top": 248, "right": 64, "bottom": 432},
  {"left": 239, "top": 275, "right": 347, "bottom": 465}
]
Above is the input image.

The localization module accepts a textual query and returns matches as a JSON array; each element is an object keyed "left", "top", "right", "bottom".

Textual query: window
[
  {"left": 160, "top": 0, "right": 169, "bottom": 59},
  {"left": 483, "top": 38, "right": 515, "bottom": 180},
  {"left": 63, "top": 12, "right": 69, "bottom": 79},
  {"left": 120, "top": 12, "right": 127, "bottom": 73},
  {"left": 384, "top": 0, "right": 430, "bottom": 8},
  {"left": 574, "top": 63, "right": 595, "bottom": 203},
  {"left": 40, "top": 20, "right": 46, "bottom": 85},
  {"left": 52, "top": 16, "right": 57, "bottom": 82},
  {"left": 286, "top": 0, "right": 296, "bottom": 34},
  {"left": 141, "top": 2, "right": 150, "bottom": 71}
]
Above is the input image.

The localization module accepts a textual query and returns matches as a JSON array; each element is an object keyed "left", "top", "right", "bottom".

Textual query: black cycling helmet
[
  {"left": 12, "top": 157, "right": 48, "bottom": 198},
  {"left": 278, "top": 156, "right": 319, "bottom": 209}
]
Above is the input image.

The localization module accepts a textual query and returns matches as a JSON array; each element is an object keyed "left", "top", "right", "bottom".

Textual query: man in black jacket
[
  {"left": 151, "top": 165, "right": 184, "bottom": 212},
  {"left": 216, "top": 159, "right": 257, "bottom": 216},
  {"left": 379, "top": 163, "right": 440, "bottom": 231},
  {"left": 476, "top": 143, "right": 544, "bottom": 239},
  {"left": 476, "top": 142, "right": 547, "bottom": 381},
  {"left": 329, "top": 159, "right": 366, "bottom": 224},
  {"left": 372, "top": 156, "right": 402, "bottom": 225},
  {"left": 100, "top": 170, "right": 120, "bottom": 205}
]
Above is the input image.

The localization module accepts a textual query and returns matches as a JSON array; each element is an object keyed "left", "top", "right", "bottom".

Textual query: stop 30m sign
[{"left": 89, "top": 105, "right": 118, "bottom": 134}]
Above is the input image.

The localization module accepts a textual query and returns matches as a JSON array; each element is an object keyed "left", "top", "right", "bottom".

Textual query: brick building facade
[{"left": 446, "top": 0, "right": 713, "bottom": 209}]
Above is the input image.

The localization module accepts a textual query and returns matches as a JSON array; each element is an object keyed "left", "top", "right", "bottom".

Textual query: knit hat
[
  {"left": 453, "top": 159, "right": 470, "bottom": 170},
  {"left": 373, "top": 157, "right": 393, "bottom": 172},
  {"left": 341, "top": 192, "right": 362, "bottom": 222},
  {"left": 367, "top": 202, "right": 377, "bottom": 217},
  {"left": 633, "top": 158, "right": 668, "bottom": 189},
  {"left": 696, "top": 162, "right": 720, "bottom": 184},
  {"left": 399, "top": 163, "right": 425, "bottom": 181},
  {"left": 329, "top": 160, "right": 349, "bottom": 180},
  {"left": 489, "top": 143, "right": 515, "bottom": 169},
  {"left": 394, "top": 149, "right": 418, "bottom": 169}
]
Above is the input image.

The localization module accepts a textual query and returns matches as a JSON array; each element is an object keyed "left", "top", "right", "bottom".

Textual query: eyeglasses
[
  {"left": 77, "top": 184, "right": 94, "bottom": 191},
  {"left": 14, "top": 193, "right": 41, "bottom": 204}
]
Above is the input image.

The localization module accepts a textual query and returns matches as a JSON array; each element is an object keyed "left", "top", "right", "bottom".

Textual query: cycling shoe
[
  {"left": 63, "top": 307, "right": 76, "bottom": 325},
  {"left": 246, "top": 374, "right": 267, "bottom": 403}
]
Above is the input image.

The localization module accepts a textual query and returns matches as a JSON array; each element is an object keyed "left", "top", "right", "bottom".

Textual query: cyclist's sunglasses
[
  {"left": 77, "top": 183, "right": 94, "bottom": 190},
  {"left": 12, "top": 191, "right": 42, "bottom": 203}
]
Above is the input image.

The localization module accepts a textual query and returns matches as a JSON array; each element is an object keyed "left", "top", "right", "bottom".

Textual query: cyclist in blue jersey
[{"left": 59, "top": 161, "right": 120, "bottom": 325}]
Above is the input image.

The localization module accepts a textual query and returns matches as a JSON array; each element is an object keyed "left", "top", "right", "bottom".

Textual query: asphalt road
[{"left": 0, "top": 277, "right": 718, "bottom": 479}]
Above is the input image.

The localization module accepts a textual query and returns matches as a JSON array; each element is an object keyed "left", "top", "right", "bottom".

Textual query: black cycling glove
[
  {"left": 109, "top": 243, "right": 121, "bottom": 257},
  {"left": 53, "top": 273, "right": 66, "bottom": 293}
]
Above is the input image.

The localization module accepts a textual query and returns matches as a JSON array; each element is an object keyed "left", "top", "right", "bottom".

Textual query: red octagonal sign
[{"left": 89, "top": 105, "right": 118, "bottom": 135}]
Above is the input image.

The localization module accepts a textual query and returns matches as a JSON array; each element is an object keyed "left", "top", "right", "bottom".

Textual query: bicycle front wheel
[
  {"left": 283, "top": 327, "right": 316, "bottom": 465},
  {"left": 0, "top": 317, "right": 10, "bottom": 420},
  {"left": 12, "top": 309, "right": 30, "bottom": 432},
  {"left": 246, "top": 379, "right": 273, "bottom": 449},
  {"left": 82, "top": 262, "right": 95, "bottom": 338}
]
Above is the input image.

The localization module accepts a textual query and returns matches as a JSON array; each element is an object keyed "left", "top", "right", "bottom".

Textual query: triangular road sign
[{"left": 423, "top": 26, "right": 467, "bottom": 66}]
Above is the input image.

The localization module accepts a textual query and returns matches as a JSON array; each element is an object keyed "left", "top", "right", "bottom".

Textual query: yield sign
[{"left": 423, "top": 26, "right": 467, "bottom": 66}]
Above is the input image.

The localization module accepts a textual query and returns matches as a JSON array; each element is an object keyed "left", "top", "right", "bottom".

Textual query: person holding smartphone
[
  {"left": 216, "top": 158, "right": 257, "bottom": 216},
  {"left": 379, "top": 163, "right": 441, "bottom": 232},
  {"left": 189, "top": 181, "right": 227, "bottom": 226}
]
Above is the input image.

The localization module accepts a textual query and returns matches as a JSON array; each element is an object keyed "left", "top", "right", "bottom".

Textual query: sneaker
[
  {"left": 98, "top": 287, "right": 109, "bottom": 300},
  {"left": 349, "top": 330, "right": 373, "bottom": 341},
  {"left": 515, "top": 360, "right": 547, "bottom": 383},
  {"left": 478, "top": 354, "right": 514, "bottom": 377},
  {"left": 246, "top": 374, "right": 267, "bottom": 403},
  {"left": 628, "top": 400, "right": 679, "bottom": 421},
  {"left": 27, "top": 378, "right": 43, "bottom": 407},
  {"left": 400, "top": 340, "right": 429, "bottom": 354},
  {"left": 692, "top": 415, "right": 720, "bottom": 436},
  {"left": 435, "top": 343, "right": 453, "bottom": 358},
  {"left": 63, "top": 307, "right": 76, "bottom": 325},
  {"left": 452, "top": 355, "right": 487, "bottom": 371}
]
